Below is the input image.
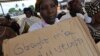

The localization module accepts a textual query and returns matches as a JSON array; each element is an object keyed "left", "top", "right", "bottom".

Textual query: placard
[{"left": 3, "top": 17, "right": 99, "bottom": 56}]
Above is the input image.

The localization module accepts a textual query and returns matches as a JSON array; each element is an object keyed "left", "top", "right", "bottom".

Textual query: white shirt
[
  {"left": 60, "top": 11, "right": 72, "bottom": 21},
  {"left": 60, "top": 12, "right": 92, "bottom": 23},
  {"left": 28, "top": 18, "right": 59, "bottom": 32},
  {"left": 20, "top": 16, "right": 41, "bottom": 34},
  {"left": 24, "top": 16, "right": 41, "bottom": 26},
  {"left": 77, "top": 13, "right": 92, "bottom": 23}
]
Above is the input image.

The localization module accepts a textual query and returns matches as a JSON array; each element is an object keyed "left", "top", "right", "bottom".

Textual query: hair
[
  {"left": 5, "top": 14, "right": 11, "bottom": 20},
  {"left": 23, "top": 7, "right": 33, "bottom": 15},
  {"left": 68, "top": 0, "right": 81, "bottom": 10},
  {"left": 68, "top": 0, "right": 73, "bottom": 10},
  {"left": 35, "top": 0, "right": 58, "bottom": 12}
]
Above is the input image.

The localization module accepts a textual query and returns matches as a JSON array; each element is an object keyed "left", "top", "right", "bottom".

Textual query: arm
[{"left": 77, "top": 13, "right": 92, "bottom": 23}]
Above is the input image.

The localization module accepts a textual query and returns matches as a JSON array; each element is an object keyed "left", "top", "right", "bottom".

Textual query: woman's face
[{"left": 40, "top": 0, "right": 57, "bottom": 24}]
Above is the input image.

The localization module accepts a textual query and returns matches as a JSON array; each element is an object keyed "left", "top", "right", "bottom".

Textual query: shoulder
[
  {"left": 30, "top": 16, "right": 41, "bottom": 21},
  {"left": 32, "top": 16, "right": 40, "bottom": 18},
  {"left": 0, "top": 26, "right": 16, "bottom": 39},
  {"left": 60, "top": 12, "right": 72, "bottom": 21},
  {"left": 76, "top": 13, "right": 85, "bottom": 19},
  {"left": 84, "top": 14, "right": 92, "bottom": 23},
  {"left": 77, "top": 13, "right": 92, "bottom": 23},
  {"left": 28, "top": 21, "right": 43, "bottom": 32}
]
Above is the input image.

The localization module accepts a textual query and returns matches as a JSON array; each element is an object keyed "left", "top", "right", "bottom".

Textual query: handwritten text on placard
[{"left": 13, "top": 30, "right": 83, "bottom": 55}]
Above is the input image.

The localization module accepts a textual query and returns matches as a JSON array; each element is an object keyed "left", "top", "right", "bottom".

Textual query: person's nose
[{"left": 47, "top": 6, "right": 52, "bottom": 14}]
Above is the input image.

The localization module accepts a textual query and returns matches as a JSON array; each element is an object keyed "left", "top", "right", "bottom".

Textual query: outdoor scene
[{"left": 0, "top": 0, "right": 100, "bottom": 56}]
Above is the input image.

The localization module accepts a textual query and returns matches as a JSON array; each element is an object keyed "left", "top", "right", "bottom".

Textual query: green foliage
[
  {"left": 29, "top": 5, "right": 35, "bottom": 11},
  {"left": 8, "top": 8, "right": 16, "bottom": 13},
  {"left": 19, "top": 8, "right": 22, "bottom": 12},
  {"left": 8, "top": 8, "right": 22, "bottom": 13},
  {"left": 0, "top": 14, "right": 3, "bottom": 17}
]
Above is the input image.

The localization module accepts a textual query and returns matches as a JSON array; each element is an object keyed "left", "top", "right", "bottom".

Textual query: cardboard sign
[
  {"left": 3, "top": 17, "right": 99, "bottom": 56},
  {"left": 97, "top": 42, "right": 100, "bottom": 53}
]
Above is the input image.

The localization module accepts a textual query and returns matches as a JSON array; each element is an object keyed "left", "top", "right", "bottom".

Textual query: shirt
[
  {"left": 28, "top": 18, "right": 59, "bottom": 32},
  {"left": 60, "top": 12, "right": 92, "bottom": 23},
  {"left": 20, "top": 16, "right": 41, "bottom": 34}
]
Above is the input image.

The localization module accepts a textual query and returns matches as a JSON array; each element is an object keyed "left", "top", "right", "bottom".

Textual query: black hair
[
  {"left": 68, "top": 0, "right": 73, "bottom": 9},
  {"left": 23, "top": 7, "right": 33, "bottom": 15},
  {"left": 35, "top": 0, "right": 58, "bottom": 12},
  {"left": 5, "top": 14, "right": 11, "bottom": 20}
]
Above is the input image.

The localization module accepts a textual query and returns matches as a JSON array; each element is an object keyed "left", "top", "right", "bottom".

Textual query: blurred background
[{"left": 0, "top": 0, "right": 95, "bottom": 17}]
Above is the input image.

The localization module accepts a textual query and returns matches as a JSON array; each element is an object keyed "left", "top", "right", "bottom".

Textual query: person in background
[
  {"left": 29, "top": 0, "right": 61, "bottom": 32},
  {"left": 0, "top": 18, "right": 17, "bottom": 56},
  {"left": 20, "top": 7, "right": 41, "bottom": 34},
  {"left": 61, "top": 0, "right": 92, "bottom": 24},
  {"left": 5, "top": 14, "right": 20, "bottom": 35},
  {"left": 85, "top": 0, "right": 100, "bottom": 43}
]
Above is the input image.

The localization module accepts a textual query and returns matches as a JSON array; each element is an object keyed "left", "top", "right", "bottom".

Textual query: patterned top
[{"left": 85, "top": 0, "right": 100, "bottom": 17}]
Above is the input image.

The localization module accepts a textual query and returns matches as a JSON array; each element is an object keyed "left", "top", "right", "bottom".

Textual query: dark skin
[
  {"left": 40, "top": 0, "right": 57, "bottom": 25},
  {"left": 93, "top": 11, "right": 100, "bottom": 24},
  {"left": 24, "top": 11, "right": 32, "bottom": 18},
  {"left": 68, "top": 0, "right": 84, "bottom": 17}
]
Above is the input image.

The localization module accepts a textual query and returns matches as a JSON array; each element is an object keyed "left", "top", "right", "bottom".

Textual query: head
[
  {"left": 35, "top": 0, "right": 58, "bottom": 24},
  {"left": 23, "top": 7, "right": 33, "bottom": 18},
  {"left": 5, "top": 14, "right": 11, "bottom": 20},
  {"left": 68, "top": 0, "right": 83, "bottom": 13}
]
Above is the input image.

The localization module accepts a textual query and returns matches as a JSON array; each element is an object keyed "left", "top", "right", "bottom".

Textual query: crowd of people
[{"left": 0, "top": 0, "right": 100, "bottom": 55}]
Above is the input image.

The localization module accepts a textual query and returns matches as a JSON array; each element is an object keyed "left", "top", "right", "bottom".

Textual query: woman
[
  {"left": 20, "top": 7, "right": 41, "bottom": 33},
  {"left": 29, "top": 0, "right": 60, "bottom": 32}
]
